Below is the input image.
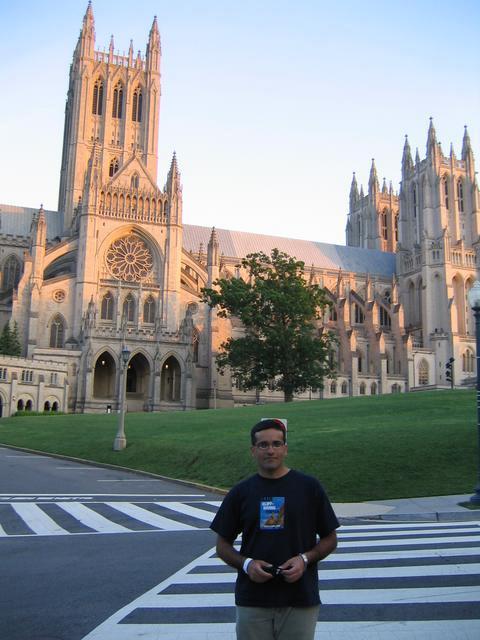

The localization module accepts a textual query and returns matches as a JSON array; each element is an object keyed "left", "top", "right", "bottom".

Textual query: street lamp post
[
  {"left": 113, "top": 346, "right": 131, "bottom": 451},
  {"left": 467, "top": 281, "right": 480, "bottom": 504}
]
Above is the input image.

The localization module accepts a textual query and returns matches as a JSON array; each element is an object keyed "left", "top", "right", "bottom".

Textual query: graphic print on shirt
[{"left": 260, "top": 496, "right": 285, "bottom": 529}]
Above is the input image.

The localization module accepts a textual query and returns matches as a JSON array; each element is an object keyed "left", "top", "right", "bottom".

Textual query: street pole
[
  {"left": 467, "top": 282, "right": 480, "bottom": 504},
  {"left": 113, "top": 347, "right": 131, "bottom": 451}
]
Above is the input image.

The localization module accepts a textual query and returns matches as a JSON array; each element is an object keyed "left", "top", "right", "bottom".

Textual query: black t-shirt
[{"left": 210, "top": 469, "right": 339, "bottom": 607}]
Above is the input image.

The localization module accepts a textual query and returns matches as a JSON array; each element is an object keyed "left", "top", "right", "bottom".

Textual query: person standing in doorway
[{"left": 210, "top": 418, "right": 339, "bottom": 640}]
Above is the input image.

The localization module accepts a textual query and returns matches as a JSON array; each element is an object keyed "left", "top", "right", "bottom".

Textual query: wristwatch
[{"left": 300, "top": 553, "right": 308, "bottom": 566}]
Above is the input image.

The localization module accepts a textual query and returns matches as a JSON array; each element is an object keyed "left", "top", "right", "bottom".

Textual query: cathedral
[{"left": 0, "top": 3, "right": 478, "bottom": 416}]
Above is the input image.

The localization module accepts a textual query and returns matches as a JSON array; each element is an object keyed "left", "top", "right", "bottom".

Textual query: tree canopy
[
  {"left": 0, "top": 321, "right": 21, "bottom": 356},
  {"left": 202, "top": 249, "right": 336, "bottom": 402}
]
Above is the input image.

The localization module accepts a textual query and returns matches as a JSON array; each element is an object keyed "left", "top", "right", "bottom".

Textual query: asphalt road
[{"left": 0, "top": 446, "right": 223, "bottom": 640}]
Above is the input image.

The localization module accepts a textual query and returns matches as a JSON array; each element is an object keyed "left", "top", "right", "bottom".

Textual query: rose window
[{"left": 105, "top": 235, "right": 153, "bottom": 282}]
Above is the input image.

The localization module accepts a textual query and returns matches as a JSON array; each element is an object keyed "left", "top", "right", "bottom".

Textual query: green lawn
[{"left": 0, "top": 390, "right": 478, "bottom": 502}]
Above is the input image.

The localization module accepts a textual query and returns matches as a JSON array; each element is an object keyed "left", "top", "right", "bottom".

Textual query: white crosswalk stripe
[
  {"left": 0, "top": 500, "right": 217, "bottom": 536},
  {"left": 81, "top": 520, "right": 480, "bottom": 640}
]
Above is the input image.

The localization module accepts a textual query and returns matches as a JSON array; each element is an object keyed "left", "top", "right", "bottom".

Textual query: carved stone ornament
[{"left": 105, "top": 235, "right": 153, "bottom": 282}]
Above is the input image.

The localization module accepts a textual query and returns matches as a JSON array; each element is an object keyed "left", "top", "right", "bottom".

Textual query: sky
[{"left": 0, "top": 0, "right": 478, "bottom": 246}]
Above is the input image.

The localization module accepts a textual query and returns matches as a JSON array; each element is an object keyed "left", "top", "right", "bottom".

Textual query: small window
[
  {"left": 101, "top": 292, "right": 114, "bottom": 321},
  {"left": 359, "top": 382, "right": 366, "bottom": 395},
  {"left": 394, "top": 214, "right": 399, "bottom": 242},
  {"left": 442, "top": 176, "right": 449, "bottom": 209},
  {"left": 131, "top": 174, "right": 139, "bottom": 189},
  {"left": 50, "top": 314, "right": 65, "bottom": 348},
  {"left": 354, "top": 303, "right": 364, "bottom": 324},
  {"left": 123, "top": 293, "right": 135, "bottom": 323},
  {"left": 341, "top": 380, "right": 348, "bottom": 394},
  {"left": 132, "top": 88, "right": 143, "bottom": 122},
  {"left": 143, "top": 295, "right": 155, "bottom": 324},
  {"left": 381, "top": 209, "right": 388, "bottom": 240},
  {"left": 192, "top": 329, "right": 199, "bottom": 363},
  {"left": 109, "top": 158, "right": 119, "bottom": 177},
  {"left": 3, "top": 255, "right": 21, "bottom": 291},
  {"left": 112, "top": 84, "right": 123, "bottom": 119},
  {"left": 330, "top": 381, "right": 337, "bottom": 394},
  {"left": 92, "top": 80, "right": 104, "bottom": 115},
  {"left": 457, "top": 180, "right": 464, "bottom": 213}
]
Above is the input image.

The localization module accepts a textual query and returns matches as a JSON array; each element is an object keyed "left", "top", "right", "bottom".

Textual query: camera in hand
[{"left": 264, "top": 564, "right": 283, "bottom": 577}]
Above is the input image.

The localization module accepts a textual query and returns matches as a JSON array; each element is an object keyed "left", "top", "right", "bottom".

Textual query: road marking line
[
  {"left": 105, "top": 502, "right": 196, "bottom": 531},
  {"left": 59, "top": 502, "right": 132, "bottom": 533},
  {"left": 11, "top": 503, "right": 69, "bottom": 535},
  {"left": 339, "top": 534, "right": 480, "bottom": 547},
  {"left": 156, "top": 501, "right": 217, "bottom": 522}
]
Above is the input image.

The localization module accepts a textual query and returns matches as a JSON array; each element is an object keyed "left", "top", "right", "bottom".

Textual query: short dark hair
[{"left": 251, "top": 419, "right": 287, "bottom": 445}]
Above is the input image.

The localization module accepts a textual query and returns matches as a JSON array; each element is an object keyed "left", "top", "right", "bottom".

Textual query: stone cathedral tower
[{"left": 58, "top": 1, "right": 161, "bottom": 230}]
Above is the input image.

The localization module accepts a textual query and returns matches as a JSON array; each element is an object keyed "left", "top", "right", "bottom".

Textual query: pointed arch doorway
[
  {"left": 161, "top": 356, "right": 181, "bottom": 403},
  {"left": 125, "top": 352, "right": 151, "bottom": 411}
]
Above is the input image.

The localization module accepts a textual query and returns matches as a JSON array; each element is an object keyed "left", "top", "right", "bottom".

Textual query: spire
[
  {"left": 368, "top": 158, "right": 379, "bottom": 193},
  {"left": 415, "top": 147, "right": 420, "bottom": 165},
  {"left": 167, "top": 151, "right": 180, "bottom": 191},
  {"left": 128, "top": 39, "right": 134, "bottom": 66},
  {"left": 402, "top": 135, "right": 413, "bottom": 174},
  {"left": 207, "top": 227, "right": 219, "bottom": 267},
  {"left": 108, "top": 34, "right": 115, "bottom": 62},
  {"left": 426, "top": 117, "right": 437, "bottom": 157},
  {"left": 77, "top": 1, "right": 95, "bottom": 59},
  {"left": 382, "top": 177, "right": 388, "bottom": 194},
  {"left": 360, "top": 184, "right": 365, "bottom": 198},
  {"left": 450, "top": 142, "right": 456, "bottom": 160},
  {"left": 146, "top": 15, "right": 161, "bottom": 72},
  {"left": 462, "top": 125, "right": 473, "bottom": 161},
  {"left": 349, "top": 172, "right": 359, "bottom": 208}
]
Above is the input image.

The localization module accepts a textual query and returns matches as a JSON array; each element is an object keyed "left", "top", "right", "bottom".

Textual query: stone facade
[{"left": 0, "top": 4, "right": 478, "bottom": 416}]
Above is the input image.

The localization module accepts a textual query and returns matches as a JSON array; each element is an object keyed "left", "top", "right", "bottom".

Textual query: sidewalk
[{"left": 333, "top": 493, "right": 480, "bottom": 521}]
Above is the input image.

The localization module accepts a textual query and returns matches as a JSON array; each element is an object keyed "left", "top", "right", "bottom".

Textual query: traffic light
[{"left": 445, "top": 357, "right": 454, "bottom": 388}]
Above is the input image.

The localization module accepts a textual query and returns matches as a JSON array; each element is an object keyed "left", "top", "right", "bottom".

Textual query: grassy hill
[{"left": 0, "top": 389, "right": 478, "bottom": 502}]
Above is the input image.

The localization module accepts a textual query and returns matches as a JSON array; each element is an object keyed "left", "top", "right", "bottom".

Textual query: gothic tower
[
  {"left": 346, "top": 161, "right": 399, "bottom": 253},
  {"left": 396, "top": 120, "right": 479, "bottom": 384},
  {"left": 58, "top": 1, "right": 161, "bottom": 231}
]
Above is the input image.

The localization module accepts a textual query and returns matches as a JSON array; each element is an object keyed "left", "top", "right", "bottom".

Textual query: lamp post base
[
  {"left": 470, "top": 487, "right": 480, "bottom": 505},
  {"left": 113, "top": 436, "right": 127, "bottom": 451}
]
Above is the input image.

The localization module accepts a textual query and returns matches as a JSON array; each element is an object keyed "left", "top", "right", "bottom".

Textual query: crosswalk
[
  {"left": 82, "top": 520, "right": 480, "bottom": 640},
  {"left": 0, "top": 499, "right": 222, "bottom": 536}
]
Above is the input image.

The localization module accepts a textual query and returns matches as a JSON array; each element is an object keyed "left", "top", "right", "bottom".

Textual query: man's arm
[
  {"left": 280, "top": 530, "right": 338, "bottom": 583},
  {"left": 216, "top": 535, "right": 274, "bottom": 584}
]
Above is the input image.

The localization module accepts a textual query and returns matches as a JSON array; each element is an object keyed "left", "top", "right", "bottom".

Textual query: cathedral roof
[
  {"left": 0, "top": 204, "right": 63, "bottom": 240},
  {"left": 183, "top": 224, "right": 396, "bottom": 277}
]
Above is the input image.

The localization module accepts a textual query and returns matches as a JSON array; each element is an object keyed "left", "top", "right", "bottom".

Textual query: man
[{"left": 210, "top": 418, "right": 339, "bottom": 640}]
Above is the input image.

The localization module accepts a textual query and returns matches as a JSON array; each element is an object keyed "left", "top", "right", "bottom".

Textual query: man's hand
[
  {"left": 278, "top": 555, "right": 306, "bottom": 583},
  {"left": 246, "top": 560, "right": 275, "bottom": 583}
]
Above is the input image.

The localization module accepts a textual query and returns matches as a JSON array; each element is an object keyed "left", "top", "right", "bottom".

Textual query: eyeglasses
[{"left": 255, "top": 440, "right": 285, "bottom": 450}]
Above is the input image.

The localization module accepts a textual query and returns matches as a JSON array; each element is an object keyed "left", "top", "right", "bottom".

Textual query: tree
[
  {"left": 202, "top": 249, "right": 336, "bottom": 402},
  {"left": 0, "top": 321, "right": 21, "bottom": 356}
]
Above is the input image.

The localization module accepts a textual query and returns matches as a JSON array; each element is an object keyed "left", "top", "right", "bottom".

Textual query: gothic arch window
[
  {"left": 131, "top": 173, "right": 139, "bottom": 190},
  {"left": 341, "top": 380, "right": 348, "bottom": 395},
  {"left": 442, "top": 175, "right": 449, "bottom": 209},
  {"left": 379, "top": 306, "right": 391, "bottom": 328},
  {"left": 354, "top": 303, "right": 364, "bottom": 324},
  {"left": 109, "top": 158, "right": 119, "bottom": 177},
  {"left": 357, "top": 349, "right": 364, "bottom": 373},
  {"left": 463, "top": 348, "right": 475, "bottom": 373},
  {"left": 381, "top": 209, "right": 388, "bottom": 240},
  {"left": 112, "top": 84, "right": 123, "bottom": 119},
  {"left": 371, "top": 382, "right": 377, "bottom": 395},
  {"left": 359, "top": 382, "right": 366, "bottom": 395},
  {"left": 132, "top": 88, "right": 143, "bottom": 122},
  {"left": 143, "top": 295, "right": 156, "bottom": 324},
  {"left": 457, "top": 180, "right": 464, "bottom": 213},
  {"left": 3, "top": 255, "right": 21, "bottom": 291},
  {"left": 394, "top": 213, "right": 399, "bottom": 242},
  {"left": 92, "top": 80, "right": 104, "bottom": 115},
  {"left": 49, "top": 314, "right": 65, "bottom": 348},
  {"left": 412, "top": 184, "right": 418, "bottom": 217},
  {"left": 101, "top": 291, "right": 114, "bottom": 321},
  {"left": 330, "top": 381, "right": 337, "bottom": 394},
  {"left": 123, "top": 293, "right": 136, "bottom": 323},
  {"left": 418, "top": 359, "right": 429, "bottom": 385}
]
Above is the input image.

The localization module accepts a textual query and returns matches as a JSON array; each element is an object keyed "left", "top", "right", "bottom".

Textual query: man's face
[{"left": 251, "top": 427, "right": 288, "bottom": 477}]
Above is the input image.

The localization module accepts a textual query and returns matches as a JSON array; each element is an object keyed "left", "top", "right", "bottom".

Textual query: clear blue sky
[{"left": 0, "top": 0, "right": 478, "bottom": 245}]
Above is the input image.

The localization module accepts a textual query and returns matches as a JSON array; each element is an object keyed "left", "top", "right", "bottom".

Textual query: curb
[{"left": 0, "top": 442, "right": 228, "bottom": 496}]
